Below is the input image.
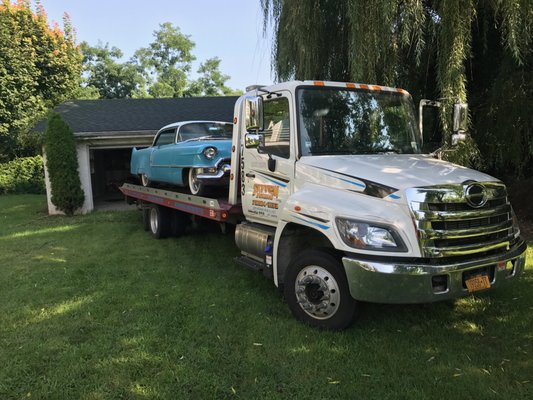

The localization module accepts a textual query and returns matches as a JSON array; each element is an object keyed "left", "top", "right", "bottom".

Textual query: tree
[
  {"left": 76, "top": 22, "right": 240, "bottom": 100},
  {"left": 0, "top": 0, "right": 82, "bottom": 161},
  {"left": 44, "top": 113, "right": 84, "bottom": 215},
  {"left": 262, "top": 0, "right": 533, "bottom": 176},
  {"left": 80, "top": 41, "right": 144, "bottom": 99},
  {"left": 186, "top": 57, "right": 242, "bottom": 97},
  {"left": 133, "top": 22, "right": 196, "bottom": 98}
]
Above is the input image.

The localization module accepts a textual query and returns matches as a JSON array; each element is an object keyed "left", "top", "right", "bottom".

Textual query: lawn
[{"left": 0, "top": 195, "right": 531, "bottom": 399}]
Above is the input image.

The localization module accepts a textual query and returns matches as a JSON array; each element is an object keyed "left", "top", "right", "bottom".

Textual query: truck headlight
[
  {"left": 335, "top": 218, "right": 407, "bottom": 252},
  {"left": 203, "top": 147, "right": 218, "bottom": 159}
]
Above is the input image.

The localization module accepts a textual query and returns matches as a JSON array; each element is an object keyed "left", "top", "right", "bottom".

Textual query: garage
[{"left": 90, "top": 147, "right": 137, "bottom": 205}]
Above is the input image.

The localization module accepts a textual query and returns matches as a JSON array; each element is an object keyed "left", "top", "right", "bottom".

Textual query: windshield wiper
[{"left": 372, "top": 149, "right": 400, "bottom": 154}]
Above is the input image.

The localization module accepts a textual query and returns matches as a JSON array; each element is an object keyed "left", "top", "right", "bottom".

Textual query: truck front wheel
[{"left": 284, "top": 250, "right": 359, "bottom": 330}]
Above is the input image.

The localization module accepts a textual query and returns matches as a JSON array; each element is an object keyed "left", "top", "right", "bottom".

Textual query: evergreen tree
[{"left": 44, "top": 113, "right": 84, "bottom": 215}]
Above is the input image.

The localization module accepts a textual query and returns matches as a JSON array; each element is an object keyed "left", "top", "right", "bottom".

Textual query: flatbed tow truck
[{"left": 120, "top": 80, "right": 527, "bottom": 330}]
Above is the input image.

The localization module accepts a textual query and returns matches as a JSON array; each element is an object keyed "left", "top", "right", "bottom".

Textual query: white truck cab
[
  {"left": 123, "top": 80, "right": 526, "bottom": 330},
  {"left": 228, "top": 80, "right": 526, "bottom": 329}
]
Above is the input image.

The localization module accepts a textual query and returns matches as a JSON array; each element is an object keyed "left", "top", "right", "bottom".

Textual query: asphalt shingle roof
[{"left": 33, "top": 96, "right": 239, "bottom": 134}]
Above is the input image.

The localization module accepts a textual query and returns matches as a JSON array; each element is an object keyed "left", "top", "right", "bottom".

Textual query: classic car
[{"left": 130, "top": 121, "right": 233, "bottom": 195}]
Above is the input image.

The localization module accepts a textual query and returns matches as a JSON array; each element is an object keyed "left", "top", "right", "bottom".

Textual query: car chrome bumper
[
  {"left": 342, "top": 239, "right": 527, "bottom": 304},
  {"left": 196, "top": 162, "right": 231, "bottom": 180}
]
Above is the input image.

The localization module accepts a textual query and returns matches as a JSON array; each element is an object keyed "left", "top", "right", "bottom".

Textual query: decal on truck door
[{"left": 250, "top": 181, "right": 282, "bottom": 218}]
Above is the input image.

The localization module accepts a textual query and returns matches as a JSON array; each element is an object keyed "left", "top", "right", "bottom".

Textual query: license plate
[{"left": 465, "top": 275, "right": 491, "bottom": 293}]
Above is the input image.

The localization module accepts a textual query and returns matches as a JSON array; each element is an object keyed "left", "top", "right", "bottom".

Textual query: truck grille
[{"left": 406, "top": 182, "right": 516, "bottom": 258}]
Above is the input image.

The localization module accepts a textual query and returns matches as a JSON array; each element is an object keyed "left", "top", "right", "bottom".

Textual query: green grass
[{"left": 0, "top": 195, "right": 531, "bottom": 399}]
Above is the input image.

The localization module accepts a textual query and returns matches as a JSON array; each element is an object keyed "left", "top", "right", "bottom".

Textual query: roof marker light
[{"left": 313, "top": 81, "right": 325, "bottom": 86}]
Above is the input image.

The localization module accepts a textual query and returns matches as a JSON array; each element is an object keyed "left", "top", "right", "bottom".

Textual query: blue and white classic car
[{"left": 130, "top": 121, "right": 233, "bottom": 195}]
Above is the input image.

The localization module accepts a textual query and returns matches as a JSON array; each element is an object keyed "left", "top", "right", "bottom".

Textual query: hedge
[{"left": 0, "top": 156, "right": 45, "bottom": 195}]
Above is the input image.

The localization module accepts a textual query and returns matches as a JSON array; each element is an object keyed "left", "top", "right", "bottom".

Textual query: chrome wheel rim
[
  {"left": 295, "top": 265, "right": 340, "bottom": 320},
  {"left": 149, "top": 208, "right": 159, "bottom": 233}
]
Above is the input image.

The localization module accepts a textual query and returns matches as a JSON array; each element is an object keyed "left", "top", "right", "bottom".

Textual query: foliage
[
  {"left": 80, "top": 41, "right": 144, "bottom": 99},
  {"left": 0, "top": 0, "right": 82, "bottom": 161},
  {"left": 43, "top": 113, "right": 84, "bottom": 215},
  {"left": 80, "top": 23, "right": 241, "bottom": 100},
  {"left": 0, "top": 195, "right": 531, "bottom": 398},
  {"left": 0, "top": 155, "right": 44, "bottom": 194},
  {"left": 262, "top": 0, "right": 533, "bottom": 176},
  {"left": 186, "top": 57, "right": 242, "bottom": 97},
  {"left": 469, "top": 6, "right": 533, "bottom": 178},
  {"left": 133, "top": 22, "right": 196, "bottom": 98}
]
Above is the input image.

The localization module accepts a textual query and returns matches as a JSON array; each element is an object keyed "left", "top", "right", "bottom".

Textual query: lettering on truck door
[{"left": 242, "top": 93, "right": 294, "bottom": 225}]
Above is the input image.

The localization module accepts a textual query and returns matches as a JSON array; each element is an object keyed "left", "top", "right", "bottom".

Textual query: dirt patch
[{"left": 508, "top": 178, "right": 533, "bottom": 241}]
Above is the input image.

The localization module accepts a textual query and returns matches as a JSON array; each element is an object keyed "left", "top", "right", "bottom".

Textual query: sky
[{"left": 37, "top": 0, "right": 274, "bottom": 91}]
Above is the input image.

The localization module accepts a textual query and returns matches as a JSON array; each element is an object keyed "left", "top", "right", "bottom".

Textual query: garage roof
[{"left": 33, "top": 96, "right": 239, "bottom": 134}]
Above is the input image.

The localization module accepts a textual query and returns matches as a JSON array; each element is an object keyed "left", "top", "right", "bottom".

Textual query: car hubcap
[
  {"left": 295, "top": 266, "right": 340, "bottom": 320},
  {"left": 141, "top": 174, "right": 149, "bottom": 186},
  {"left": 189, "top": 169, "right": 201, "bottom": 194}
]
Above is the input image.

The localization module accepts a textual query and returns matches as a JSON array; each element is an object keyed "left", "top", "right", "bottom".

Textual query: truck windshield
[{"left": 297, "top": 87, "right": 421, "bottom": 156}]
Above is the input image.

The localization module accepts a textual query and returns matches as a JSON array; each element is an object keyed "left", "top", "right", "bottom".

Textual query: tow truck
[{"left": 121, "top": 80, "right": 527, "bottom": 330}]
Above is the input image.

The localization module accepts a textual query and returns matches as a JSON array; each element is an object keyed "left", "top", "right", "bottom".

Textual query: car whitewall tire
[{"left": 188, "top": 168, "right": 204, "bottom": 196}]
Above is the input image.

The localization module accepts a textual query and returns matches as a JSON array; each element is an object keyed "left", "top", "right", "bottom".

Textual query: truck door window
[
  {"left": 154, "top": 129, "right": 176, "bottom": 146},
  {"left": 262, "top": 97, "right": 291, "bottom": 158}
]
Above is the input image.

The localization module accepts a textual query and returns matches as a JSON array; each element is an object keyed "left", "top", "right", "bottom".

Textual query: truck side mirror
[
  {"left": 452, "top": 103, "right": 468, "bottom": 146},
  {"left": 244, "top": 133, "right": 264, "bottom": 149},
  {"left": 245, "top": 96, "right": 264, "bottom": 131}
]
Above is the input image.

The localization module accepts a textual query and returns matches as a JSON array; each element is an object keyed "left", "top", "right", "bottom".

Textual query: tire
[
  {"left": 148, "top": 205, "right": 171, "bottom": 239},
  {"left": 188, "top": 168, "right": 204, "bottom": 196},
  {"left": 142, "top": 207, "right": 150, "bottom": 231},
  {"left": 171, "top": 210, "right": 189, "bottom": 237},
  {"left": 284, "top": 249, "right": 359, "bottom": 330},
  {"left": 141, "top": 173, "right": 151, "bottom": 187}
]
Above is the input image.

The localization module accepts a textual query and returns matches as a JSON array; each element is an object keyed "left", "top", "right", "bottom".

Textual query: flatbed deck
[{"left": 120, "top": 183, "right": 242, "bottom": 222}]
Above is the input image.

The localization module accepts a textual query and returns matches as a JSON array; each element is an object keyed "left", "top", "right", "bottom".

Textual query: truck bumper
[{"left": 342, "top": 240, "right": 527, "bottom": 304}]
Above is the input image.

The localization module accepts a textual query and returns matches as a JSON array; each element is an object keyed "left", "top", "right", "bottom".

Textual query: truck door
[{"left": 242, "top": 93, "right": 294, "bottom": 226}]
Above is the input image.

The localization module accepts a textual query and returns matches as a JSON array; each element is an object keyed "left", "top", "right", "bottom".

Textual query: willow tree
[{"left": 262, "top": 0, "right": 532, "bottom": 176}]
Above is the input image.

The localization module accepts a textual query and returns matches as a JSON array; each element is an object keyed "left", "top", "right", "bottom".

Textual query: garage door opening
[{"left": 90, "top": 148, "right": 136, "bottom": 206}]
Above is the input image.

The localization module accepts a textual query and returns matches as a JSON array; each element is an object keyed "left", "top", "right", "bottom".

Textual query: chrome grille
[{"left": 406, "top": 182, "right": 515, "bottom": 258}]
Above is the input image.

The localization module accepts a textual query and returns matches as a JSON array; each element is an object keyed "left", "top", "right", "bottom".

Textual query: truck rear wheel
[
  {"left": 284, "top": 249, "right": 359, "bottom": 330},
  {"left": 142, "top": 207, "right": 150, "bottom": 231},
  {"left": 171, "top": 210, "right": 189, "bottom": 237},
  {"left": 149, "top": 205, "right": 171, "bottom": 239}
]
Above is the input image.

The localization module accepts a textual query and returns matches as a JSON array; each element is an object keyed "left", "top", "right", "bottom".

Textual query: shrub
[
  {"left": 0, "top": 156, "right": 45, "bottom": 194},
  {"left": 44, "top": 113, "right": 84, "bottom": 215}
]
